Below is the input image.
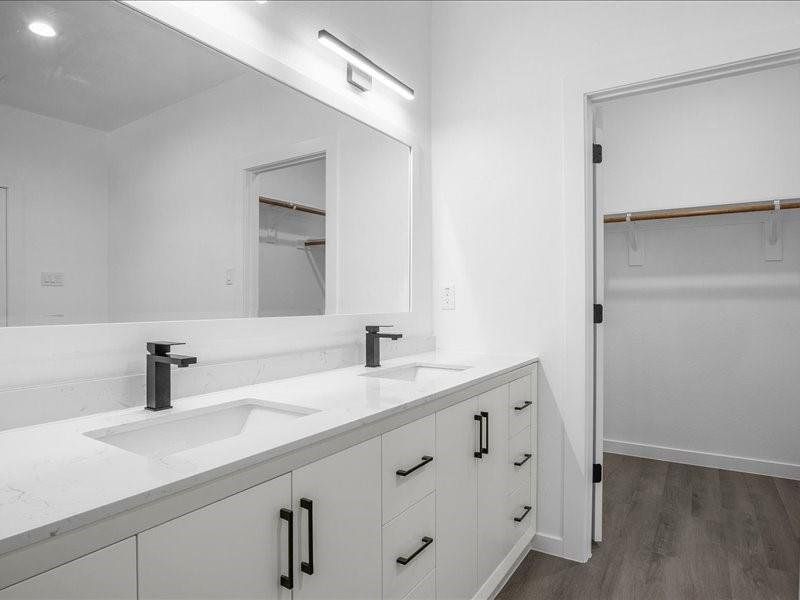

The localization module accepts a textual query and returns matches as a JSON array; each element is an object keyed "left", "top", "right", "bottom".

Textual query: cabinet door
[
  {"left": 291, "top": 438, "right": 382, "bottom": 600},
  {"left": 435, "top": 397, "right": 479, "bottom": 600},
  {"left": 138, "top": 474, "right": 292, "bottom": 600},
  {"left": 0, "top": 539, "right": 136, "bottom": 600},
  {"left": 477, "top": 384, "right": 511, "bottom": 584}
]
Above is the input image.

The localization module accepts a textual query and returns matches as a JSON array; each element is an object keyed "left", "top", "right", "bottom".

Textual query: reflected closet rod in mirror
[{"left": 259, "top": 196, "right": 326, "bottom": 217}]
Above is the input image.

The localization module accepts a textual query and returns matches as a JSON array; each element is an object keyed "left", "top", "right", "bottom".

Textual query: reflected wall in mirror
[{"left": 0, "top": 1, "right": 411, "bottom": 326}]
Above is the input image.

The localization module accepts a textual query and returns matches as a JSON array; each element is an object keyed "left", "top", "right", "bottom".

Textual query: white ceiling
[{"left": 0, "top": 1, "right": 248, "bottom": 131}]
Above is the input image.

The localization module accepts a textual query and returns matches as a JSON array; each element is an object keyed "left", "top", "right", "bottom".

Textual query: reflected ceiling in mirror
[{"left": 0, "top": 1, "right": 411, "bottom": 326}]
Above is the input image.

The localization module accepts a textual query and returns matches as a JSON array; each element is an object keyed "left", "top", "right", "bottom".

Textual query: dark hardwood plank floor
[{"left": 497, "top": 453, "right": 800, "bottom": 600}]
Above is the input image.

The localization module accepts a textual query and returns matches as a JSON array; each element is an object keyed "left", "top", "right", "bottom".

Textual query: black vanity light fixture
[{"left": 317, "top": 29, "right": 415, "bottom": 101}]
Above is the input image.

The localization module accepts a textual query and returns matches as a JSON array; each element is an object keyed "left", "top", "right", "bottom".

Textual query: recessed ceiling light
[{"left": 28, "top": 21, "right": 57, "bottom": 38}]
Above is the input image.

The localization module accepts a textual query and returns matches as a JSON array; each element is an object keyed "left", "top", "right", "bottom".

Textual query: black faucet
[
  {"left": 365, "top": 325, "right": 403, "bottom": 368},
  {"left": 146, "top": 342, "right": 197, "bottom": 411}
]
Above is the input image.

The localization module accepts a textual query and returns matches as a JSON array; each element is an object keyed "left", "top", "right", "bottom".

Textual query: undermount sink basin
[
  {"left": 360, "top": 362, "right": 470, "bottom": 383},
  {"left": 85, "top": 399, "right": 318, "bottom": 458}
]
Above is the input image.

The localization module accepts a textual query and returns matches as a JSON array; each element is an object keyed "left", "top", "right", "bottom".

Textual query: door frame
[
  {"left": 590, "top": 121, "right": 603, "bottom": 543},
  {"left": 582, "top": 48, "right": 800, "bottom": 557},
  {"left": 0, "top": 186, "right": 7, "bottom": 327}
]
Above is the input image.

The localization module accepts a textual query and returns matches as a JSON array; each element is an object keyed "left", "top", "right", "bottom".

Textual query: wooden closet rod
[
  {"left": 604, "top": 199, "right": 800, "bottom": 223},
  {"left": 259, "top": 196, "right": 326, "bottom": 216}
]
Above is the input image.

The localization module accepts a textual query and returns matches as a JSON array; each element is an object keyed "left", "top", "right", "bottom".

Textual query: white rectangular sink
[
  {"left": 360, "top": 362, "right": 470, "bottom": 383},
  {"left": 85, "top": 399, "right": 318, "bottom": 458}
]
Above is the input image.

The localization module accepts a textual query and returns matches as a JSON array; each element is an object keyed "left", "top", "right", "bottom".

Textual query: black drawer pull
[
  {"left": 514, "top": 400, "right": 533, "bottom": 411},
  {"left": 279, "top": 508, "right": 293, "bottom": 589},
  {"left": 396, "top": 455, "right": 433, "bottom": 476},
  {"left": 481, "top": 411, "right": 489, "bottom": 455},
  {"left": 396, "top": 536, "right": 433, "bottom": 565},
  {"left": 300, "top": 498, "right": 314, "bottom": 575},
  {"left": 474, "top": 414, "right": 483, "bottom": 458},
  {"left": 514, "top": 505, "right": 532, "bottom": 523},
  {"left": 514, "top": 453, "right": 532, "bottom": 467}
]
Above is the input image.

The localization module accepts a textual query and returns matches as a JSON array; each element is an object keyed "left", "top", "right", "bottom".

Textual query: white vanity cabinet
[
  {"left": 476, "top": 385, "right": 511, "bottom": 584},
  {"left": 435, "top": 395, "right": 480, "bottom": 600},
  {"left": 0, "top": 539, "right": 136, "bottom": 600},
  {"left": 436, "top": 375, "right": 537, "bottom": 600},
  {"left": 138, "top": 473, "right": 292, "bottom": 600},
  {"left": 291, "top": 437, "right": 382, "bottom": 600},
  {"left": 0, "top": 364, "right": 537, "bottom": 600},
  {"left": 137, "top": 439, "right": 382, "bottom": 600}
]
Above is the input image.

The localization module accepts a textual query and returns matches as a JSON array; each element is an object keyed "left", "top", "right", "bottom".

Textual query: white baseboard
[
  {"left": 474, "top": 529, "right": 535, "bottom": 600},
  {"left": 605, "top": 439, "right": 800, "bottom": 481},
  {"left": 530, "top": 531, "right": 564, "bottom": 557}
]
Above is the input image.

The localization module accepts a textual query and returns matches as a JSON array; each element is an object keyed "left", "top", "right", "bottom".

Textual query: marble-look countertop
[{"left": 0, "top": 351, "right": 536, "bottom": 557}]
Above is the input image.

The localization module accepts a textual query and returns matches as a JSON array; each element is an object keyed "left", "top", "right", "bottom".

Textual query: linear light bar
[{"left": 318, "top": 29, "right": 414, "bottom": 100}]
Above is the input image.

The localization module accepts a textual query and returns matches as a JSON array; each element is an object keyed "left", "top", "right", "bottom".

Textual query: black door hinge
[
  {"left": 593, "top": 463, "right": 602, "bottom": 483},
  {"left": 592, "top": 143, "right": 602, "bottom": 164},
  {"left": 593, "top": 303, "right": 603, "bottom": 324}
]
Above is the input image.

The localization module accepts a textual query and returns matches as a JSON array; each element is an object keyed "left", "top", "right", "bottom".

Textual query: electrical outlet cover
[{"left": 440, "top": 284, "right": 456, "bottom": 310}]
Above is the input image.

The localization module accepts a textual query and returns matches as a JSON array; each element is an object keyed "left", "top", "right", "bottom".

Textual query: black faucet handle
[
  {"left": 147, "top": 341, "right": 186, "bottom": 356},
  {"left": 366, "top": 325, "right": 394, "bottom": 333}
]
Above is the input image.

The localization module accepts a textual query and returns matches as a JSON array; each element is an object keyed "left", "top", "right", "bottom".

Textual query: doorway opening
[
  {"left": 249, "top": 153, "right": 327, "bottom": 317},
  {"left": 588, "top": 53, "right": 800, "bottom": 548}
]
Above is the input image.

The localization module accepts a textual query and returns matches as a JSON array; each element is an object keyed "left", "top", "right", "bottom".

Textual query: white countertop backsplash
[
  {"left": 0, "top": 335, "right": 436, "bottom": 432},
  {"left": 0, "top": 350, "right": 536, "bottom": 557}
]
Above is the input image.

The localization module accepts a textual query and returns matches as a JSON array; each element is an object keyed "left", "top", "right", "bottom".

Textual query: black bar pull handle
[
  {"left": 396, "top": 455, "right": 433, "bottom": 477},
  {"left": 514, "top": 400, "right": 533, "bottom": 411},
  {"left": 300, "top": 498, "right": 314, "bottom": 575},
  {"left": 514, "top": 453, "right": 532, "bottom": 467},
  {"left": 474, "top": 414, "right": 483, "bottom": 458},
  {"left": 481, "top": 411, "right": 489, "bottom": 455},
  {"left": 279, "top": 508, "right": 293, "bottom": 589},
  {"left": 396, "top": 536, "right": 433, "bottom": 565},
  {"left": 514, "top": 505, "right": 533, "bottom": 523}
]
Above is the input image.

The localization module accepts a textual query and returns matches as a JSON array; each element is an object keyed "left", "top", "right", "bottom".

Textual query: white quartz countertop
[{"left": 0, "top": 351, "right": 536, "bottom": 557}]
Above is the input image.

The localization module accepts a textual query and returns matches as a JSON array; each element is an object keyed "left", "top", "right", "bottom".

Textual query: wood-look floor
[{"left": 497, "top": 453, "right": 800, "bottom": 600}]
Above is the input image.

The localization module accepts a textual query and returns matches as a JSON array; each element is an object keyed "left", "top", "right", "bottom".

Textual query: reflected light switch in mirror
[
  {"left": 41, "top": 272, "right": 65, "bottom": 286},
  {"left": 440, "top": 284, "right": 455, "bottom": 310}
]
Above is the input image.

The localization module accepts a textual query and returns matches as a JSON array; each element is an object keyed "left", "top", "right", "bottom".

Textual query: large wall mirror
[{"left": 0, "top": 1, "right": 411, "bottom": 326}]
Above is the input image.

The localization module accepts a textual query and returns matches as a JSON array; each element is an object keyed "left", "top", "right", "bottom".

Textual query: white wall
[
  {"left": 0, "top": 2, "right": 431, "bottom": 427},
  {"left": 604, "top": 213, "right": 800, "bottom": 479},
  {"left": 431, "top": 0, "right": 800, "bottom": 561},
  {"left": 0, "top": 105, "right": 109, "bottom": 326},
  {"left": 258, "top": 159, "right": 326, "bottom": 211},
  {"left": 599, "top": 64, "right": 800, "bottom": 214}
]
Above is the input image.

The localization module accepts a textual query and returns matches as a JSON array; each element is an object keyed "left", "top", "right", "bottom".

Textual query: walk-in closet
[{"left": 589, "top": 60, "right": 799, "bottom": 582}]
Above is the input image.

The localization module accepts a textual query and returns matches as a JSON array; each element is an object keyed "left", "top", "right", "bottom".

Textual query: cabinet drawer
[
  {"left": 382, "top": 493, "right": 436, "bottom": 600},
  {"left": 382, "top": 414, "right": 436, "bottom": 523},
  {"left": 508, "top": 426, "right": 532, "bottom": 494},
  {"left": 401, "top": 569, "right": 435, "bottom": 600},
  {"left": 508, "top": 375, "right": 533, "bottom": 437},
  {"left": 506, "top": 485, "right": 534, "bottom": 546}
]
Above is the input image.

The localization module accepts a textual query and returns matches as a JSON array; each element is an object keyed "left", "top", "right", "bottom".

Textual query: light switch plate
[
  {"left": 41, "top": 272, "right": 65, "bottom": 286},
  {"left": 225, "top": 268, "right": 235, "bottom": 285},
  {"left": 440, "top": 284, "right": 456, "bottom": 310}
]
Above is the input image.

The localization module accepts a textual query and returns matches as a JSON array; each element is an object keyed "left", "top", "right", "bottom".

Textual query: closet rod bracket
[{"left": 765, "top": 199, "right": 783, "bottom": 261}]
